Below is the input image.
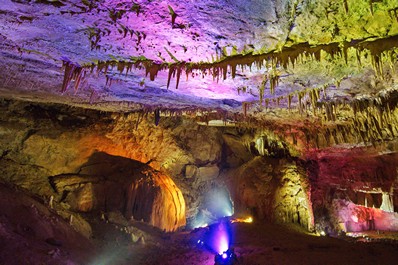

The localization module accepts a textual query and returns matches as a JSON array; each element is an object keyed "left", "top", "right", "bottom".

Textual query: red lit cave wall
[{"left": 307, "top": 148, "right": 398, "bottom": 233}]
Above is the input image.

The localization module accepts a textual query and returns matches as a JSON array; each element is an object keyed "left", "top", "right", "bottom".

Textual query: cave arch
[{"left": 54, "top": 152, "right": 186, "bottom": 232}]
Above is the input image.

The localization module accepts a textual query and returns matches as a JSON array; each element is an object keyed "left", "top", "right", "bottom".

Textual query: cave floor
[{"left": 87, "top": 219, "right": 398, "bottom": 265}]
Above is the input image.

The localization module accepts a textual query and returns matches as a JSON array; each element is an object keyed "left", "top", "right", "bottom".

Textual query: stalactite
[
  {"left": 175, "top": 67, "right": 182, "bottom": 89},
  {"left": 243, "top": 102, "right": 248, "bottom": 117},
  {"left": 298, "top": 92, "right": 303, "bottom": 113},
  {"left": 135, "top": 112, "right": 142, "bottom": 130},
  {"left": 117, "top": 61, "right": 126, "bottom": 73},
  {"left": 368, "top": 0, "right": 384, "bottom": 16},
  {"left": 259, "top": 74, "right": 267, "bottom": 103},
  {"left": 343, "top": 0, "right": 349, "bottom": 13},
  {"left": 369, "top": 0, "right": 374, "bottom": 15},
  {"left": 331, "top": 128, "right": 339, "bottom": 144},
  {"left": 154, "top": 109, "right": 160, "bottom": 126},
  {"left": 309, "top": 89, "right": 320, "bottom": 114},
  {"left": 269, "top": 72, "right": 279, "bottom": 95},
  {"left": 325, "top": 103, "right": 332, "bottom": 121},
  {"left": 73, "top": 68, "right": 85, "bottom": 91},
  {"left": 168, "top": 5, "right": 177, "bottom": 27},
  {"left": 391, "top": 8, "right": 398, "bottom": 22},
  {"left": 61, "top": 60, "right": 85, "bottom": 93},
  {"left": 167, "top": 66, "right": 175, "bottom": 89},
  {"left": 314, "top": 133, "right": 320, "bottom": 149},
  {"left": 339, "top": 125, "right": 348, "bottom": 142},
  {"left": 146, "top": 63, "right": 161, "bottom": 81},
  {"left": 325, "top": 128, "right": 331, "bottom": 146}
]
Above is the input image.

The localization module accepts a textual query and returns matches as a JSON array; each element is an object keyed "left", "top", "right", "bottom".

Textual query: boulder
[
  {"left": 198, "top": 165, "right": 220, "bottom": 181},
  {"left": 106, "top": 211, "right": 129, "bottom": 227},
  {"left": 64, "top": 183, "right": 95, "bottom": 212},
  {"left": 185, "top": 165, "right": 198, "bottom": 179}
]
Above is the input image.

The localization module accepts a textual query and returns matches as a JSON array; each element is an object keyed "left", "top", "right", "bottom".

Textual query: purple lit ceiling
[
  {"left": 1, "top": 0, "right": 398, "bottom": 114},
  {"left": 1, "top": 0, "right": 281, "bottom": 109}
]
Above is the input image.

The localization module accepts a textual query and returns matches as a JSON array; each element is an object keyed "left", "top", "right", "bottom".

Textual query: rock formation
[{"left": 0, "top": 2, "right": 398, "bottom": 263}]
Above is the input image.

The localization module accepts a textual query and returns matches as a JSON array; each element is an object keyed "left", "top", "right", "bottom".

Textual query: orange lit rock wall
[
  {"left": 49, "top": 152, "right": 186, "bottom": 232},
  {"left": 0, "top": 101, "right": 188, "bottom": 232},
  {"left": 125, "top": 169, "right": 186, "bottom": 231}
]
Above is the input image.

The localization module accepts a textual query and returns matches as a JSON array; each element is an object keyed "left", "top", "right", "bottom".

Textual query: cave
[{"left": 1, "top": 0, "right": 398, "bottom": 264}]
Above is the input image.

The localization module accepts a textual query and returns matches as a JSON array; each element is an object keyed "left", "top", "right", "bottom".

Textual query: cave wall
[
  {"left": 0, "top": 100, "right": 188, "bottom": 232},
  {"left": 49, "top": 152, "right": 186, "bottom": 232},
  {"left": 3, "top": 98, "right": 396, "bottom": 234},
  {"left": 0, "top": 182, "right": 94, "bottom": 265},
  {"left": 221, "top": 129, "right": 313, "bottom": 230},
  {"left": 222, "top": 156, "right": 313, "bottom": 230},
  {"left": 0, "top": 99, "right": 229, "bottom": 231},
  {"left": 307, "top": 148, "right": 398, "bottom": 233},
  {"left": 0, "top": 99, "right": 314, "bottom": 231}
]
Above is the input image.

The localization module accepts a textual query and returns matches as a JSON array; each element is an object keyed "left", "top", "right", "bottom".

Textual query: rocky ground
[
  {"left": 0, "top": 182, "right": 94, "bottom": 265},
  {"left": 1, "top": 181, "right": 398, "bottom": 265}
]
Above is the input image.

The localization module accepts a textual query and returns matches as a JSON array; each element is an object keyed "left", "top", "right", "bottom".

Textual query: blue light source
[
  {"left": 199, "top": 221, "right": 237, "bottom": 264},
  {"left": 206, "top": 221, "right": 231, "bottom": 254},
  {"left": 214, "top": 248, "right": 238, "bottom": 265}
]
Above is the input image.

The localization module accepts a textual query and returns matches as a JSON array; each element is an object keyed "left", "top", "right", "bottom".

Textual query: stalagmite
[{"left": 380, "top": 192, "right": 394, "bottom": 213}]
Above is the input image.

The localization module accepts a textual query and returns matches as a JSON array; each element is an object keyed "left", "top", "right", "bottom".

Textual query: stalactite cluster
[
  {"left": 114, "top": 90, "right": 397, "bottom": 152},
  {"left": 349, "top": 90, "right": 398, "bottom": 144},
  {"left": 61, "top": 34, "right": 398, "bottom": 96},
  {"left": 233, "top": 86, "right": 398, "bottom": 151},
  {"left": 259, "top": 80, "right": 334, "bottom": 114},
  {"left": 61, "top": 60, "right": 86, "bottom": 93},
  {"left": 296, "top": 88, "right": 398, "bottom": 148}
]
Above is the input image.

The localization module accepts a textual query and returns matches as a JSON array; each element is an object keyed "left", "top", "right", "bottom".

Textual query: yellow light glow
[
  {"left": 244, "top": 216, "right": 253, "bottom": 223},
  {"left": 231, "top": 216, "right": 253, "bottom": 223}
]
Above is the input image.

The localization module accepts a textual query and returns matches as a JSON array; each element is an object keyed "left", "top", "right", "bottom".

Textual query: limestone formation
[{"left": 0, "top": 4, "right": 398, "bottom": 260}]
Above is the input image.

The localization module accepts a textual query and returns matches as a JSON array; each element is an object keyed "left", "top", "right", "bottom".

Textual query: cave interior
[{"left": 1, "top": 0, "right": 398, "bottom": 264}]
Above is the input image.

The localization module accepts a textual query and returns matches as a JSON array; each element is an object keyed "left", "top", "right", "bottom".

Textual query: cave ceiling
[{"left": 1, "top": 0, "right": 398, "bottom": 148}]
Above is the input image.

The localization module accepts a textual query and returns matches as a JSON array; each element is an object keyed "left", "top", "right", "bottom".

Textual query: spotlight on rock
[
  {"left": 214, "top": 248, "right": 238, "bottom": 265},
  {"left": 231, "top": 216, "right": 253, "bottom": 223},
  {"left": 204, "top": 188, "right": 234, "bottom": 219}
]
